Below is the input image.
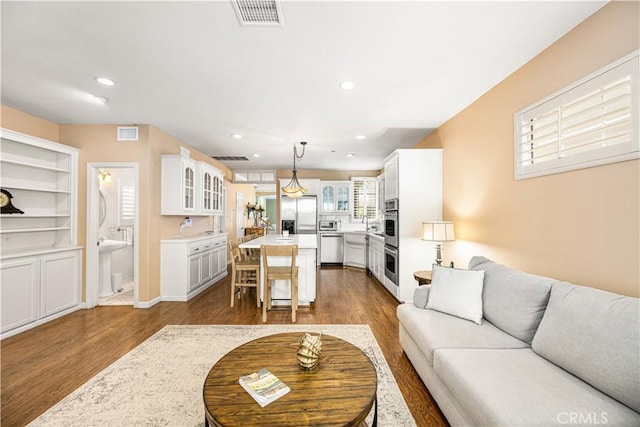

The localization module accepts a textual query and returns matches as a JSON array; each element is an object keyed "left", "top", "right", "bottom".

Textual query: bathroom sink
[
  {"left": 99, "top": 239, "right": 127, "bottom": 253},
  {"left": 98, "top": 240, "right": 127, "bottom": 297}
]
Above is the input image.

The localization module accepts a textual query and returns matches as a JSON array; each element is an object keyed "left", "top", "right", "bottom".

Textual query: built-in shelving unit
[{"left": 1, "top": 128, "right": 82, "bottom": 339}]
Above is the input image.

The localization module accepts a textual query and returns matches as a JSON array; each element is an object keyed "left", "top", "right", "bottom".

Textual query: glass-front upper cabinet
[
  {"left": 321, "top": 181, "right": 351, "bottom": 213},
  {"left": 335, "top": 183, "right": 350, "bottom": 212},
  {"left": 161, "top": 154, "right": 196, "bottom": 215},
  {"left": 162, "top": 154, "right": 224, "bottom": 216},
  {"left": 321, "top": 184, "right": 335, "bottom": 212}
]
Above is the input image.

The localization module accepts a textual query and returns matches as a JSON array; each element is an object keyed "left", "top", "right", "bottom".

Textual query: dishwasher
[{"left": 320, "top": 233, "right": 344, "bottom": 265}]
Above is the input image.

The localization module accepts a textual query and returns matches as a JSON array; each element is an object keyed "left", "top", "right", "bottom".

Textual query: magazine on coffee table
[{"left": 239, "top": 368, "right": 290, "bottom": 407}]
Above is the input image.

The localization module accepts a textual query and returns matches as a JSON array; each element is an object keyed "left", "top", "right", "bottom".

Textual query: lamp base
[{"left": 434, "top": 243, "right": 443, "bottom": 266}]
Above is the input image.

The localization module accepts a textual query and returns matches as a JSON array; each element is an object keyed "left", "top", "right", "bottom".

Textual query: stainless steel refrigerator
[{"left": 280, "top": 195, "right": 318, "bottom": 234}]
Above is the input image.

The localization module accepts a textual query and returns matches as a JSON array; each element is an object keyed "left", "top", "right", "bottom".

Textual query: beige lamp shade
[{"left": 422, "top": 221, "right": 455, "bottom": 242}]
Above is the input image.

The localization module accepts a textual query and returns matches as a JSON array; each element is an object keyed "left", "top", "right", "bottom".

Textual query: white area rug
[{"left": 29, "top": 324, "right": 416, "bottom": 426}]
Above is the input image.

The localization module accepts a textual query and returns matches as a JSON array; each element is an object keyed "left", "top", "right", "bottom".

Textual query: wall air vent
[
  {"left": 117, "top": 126, "right": 138, "bottom": 141},
  {"left": 231, "top": 0, "right": 283, "bottom": 26},
  {"left": 212, "top": 156, "right": 250, "bottom": 161}
]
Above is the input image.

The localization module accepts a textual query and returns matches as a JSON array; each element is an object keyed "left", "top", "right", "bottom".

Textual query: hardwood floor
[{"left": 1, "top": 266, "right": 448, "bottom": 427}]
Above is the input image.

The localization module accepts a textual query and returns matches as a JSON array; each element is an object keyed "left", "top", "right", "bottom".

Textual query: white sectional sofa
[{"left": 397, "top": 256, "right": 640, "bottom": 426}]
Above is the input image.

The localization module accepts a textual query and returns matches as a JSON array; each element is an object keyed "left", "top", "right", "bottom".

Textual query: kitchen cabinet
[
  {"left": 161, "top": 234, "right": 228, "bottom": 301},
  {"left": 320, "top": 181, "right": 351, "bottom": 213},
  {"left": 161, "top": 155, "right": 197, "bottom": 215},
  {"left": 382, "top": 149, "right": 443, "bottom": 302},
  {"left": 343, "top": 232, "right": 366, "bottom": 268},
  {"left": 0, "top": 129, "right": 83, "bottom": 339},
  {"left": 377, "top": 174, "right": 385, "bottom": 213},
  {"left": 162, "top": 154, "right": 224, "bottom": 216},
  {"left": 368, "top": 234, "right": 385, "bottom": 283},
  {"left": 1, "top": 248, "right": 82, "bottom": 338},
  {"left": 384, "top": 155, "right": 398, "bottom": 201}
]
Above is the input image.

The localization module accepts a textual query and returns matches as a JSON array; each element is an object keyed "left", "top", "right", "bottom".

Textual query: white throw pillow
[{"left": 426, "top": 265, "right": 485, "bottom": 324}]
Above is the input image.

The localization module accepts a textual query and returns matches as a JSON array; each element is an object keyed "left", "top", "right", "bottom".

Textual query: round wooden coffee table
[{"left": 203, "top": 332, "right": 378, "bottom": 426}]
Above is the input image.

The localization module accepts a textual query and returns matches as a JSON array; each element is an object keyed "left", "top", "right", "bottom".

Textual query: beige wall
[
  {"left": 1, "top": 105, "right": 59, "bottom": 142},
  {"left": 1, "top": 108, "right": 235, "bottom": 303},
  {"left": 416, "top": 1, "right": 639, "bottom": 297}
]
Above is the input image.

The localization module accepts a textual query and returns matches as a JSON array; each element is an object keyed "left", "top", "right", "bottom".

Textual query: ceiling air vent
[
  {"left": 231, "top": 0, "right": 283, "bottom": 26},
  {"left": 212, "top": 156, "right": 250, "bottom": 161}
]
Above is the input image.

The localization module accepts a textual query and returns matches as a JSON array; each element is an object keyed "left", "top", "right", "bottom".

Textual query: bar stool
[
  {"left": 228, "top": 239, "right": 260, "bottom": 307},
  {"left": 261, "top": 244, "right": 298, "bottom": 323},
  {"left": 241, "top": 234, "right": 260, "bottom": 261}
]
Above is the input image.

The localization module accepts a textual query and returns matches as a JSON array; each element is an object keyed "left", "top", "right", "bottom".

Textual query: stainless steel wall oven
[
  {"left": 384, "top": 199, "right": 398, "bottom": 248},
  {"left": 384, "top": 245, "right": 398, "bottom": 285}
]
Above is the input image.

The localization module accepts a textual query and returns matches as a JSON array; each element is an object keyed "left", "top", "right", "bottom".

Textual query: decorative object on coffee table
[
  {"left": 203, "top": 332, "right": 378, "bottom": 426},
  {"left": 296, "top": 332, "right": 322, "bottom": 370}
]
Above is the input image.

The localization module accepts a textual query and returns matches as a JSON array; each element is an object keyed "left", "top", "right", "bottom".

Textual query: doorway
[{"left": 86, "top": 163, "right": 139, "bottom": 308}]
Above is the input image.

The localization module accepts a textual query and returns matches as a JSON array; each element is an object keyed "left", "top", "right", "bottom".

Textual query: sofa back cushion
[
  {"left": 532, "top": 281, "right": 640, "bottom": 413},
  {"left": 468, "top": 256, "right": 554, "bottom": 344}
]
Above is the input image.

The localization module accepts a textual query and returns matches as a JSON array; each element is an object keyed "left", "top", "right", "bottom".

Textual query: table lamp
[{"left": 421, "top": 221, "right": 455, "bottom": 266}]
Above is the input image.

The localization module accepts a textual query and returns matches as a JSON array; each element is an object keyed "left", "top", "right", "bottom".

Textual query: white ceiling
[{"left": 1, "top": 1, "right": 606, "bottom": 171}]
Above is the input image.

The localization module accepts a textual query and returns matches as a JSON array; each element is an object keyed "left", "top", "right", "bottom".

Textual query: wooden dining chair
[
  {"left": 228, "top": 239, "right": 260, "bottom": 308},
  {"left": 261, "top": 244, "right": 298, "bottom": 323}
]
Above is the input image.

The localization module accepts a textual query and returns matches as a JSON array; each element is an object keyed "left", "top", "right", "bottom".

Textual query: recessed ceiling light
[
  {"left": 232, "top": 134, "right": 242, "bottom": 139},
  {"left": 346, "top": 153, "right": 355, "bottom": 158},
  {"left": 339, "top": 81, "right": 355, "bottom": 90},
  {"left": 252, "top": 153, "right": 260, "bottom": 158},
  {"left": 95, "top": 76, "right": 115, "bottom": 86},
  {"left": 91, "top": 95, "right": 108, "bottom": 104},
  {"left": 355, "top": 135, "right": 366, "bottom": 140}
]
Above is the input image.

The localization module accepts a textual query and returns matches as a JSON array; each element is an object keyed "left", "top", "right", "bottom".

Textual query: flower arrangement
[{"left": 246, "top": 202, "right": 265, "bottom": 226}]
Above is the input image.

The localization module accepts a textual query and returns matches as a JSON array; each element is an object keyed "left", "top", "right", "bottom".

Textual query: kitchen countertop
[
  {"left": 239, "top": 233, "right": 318, "bottom": 249},
  {"left": 161, "top": 232, "right": 228, "bottom": 243}
]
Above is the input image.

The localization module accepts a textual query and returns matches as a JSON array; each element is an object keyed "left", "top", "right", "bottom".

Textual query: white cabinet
[
  {"left": 343, "top": 232, "right": 366, "bottom": 268},
  {"left": 320, "top": 181, "right": 351, "bottom": 213},
  {"left": 0, "top": 129, "right": 82, "bottom": 339},
  {"left": 383, "top": 149, "right": 443, "bottom": 303},
  {"left": 162, "top": 154, "right": 224, "bottom": 216},
  {"left": 368, "top": 234, "right": 385, "bottom": 284},
  {"left": 377, "top": 174, "right": 385, "bottom": 213},
  {"left": 161, "top": 234, "right": 228, "bottom": 301},
  {"left": 199, "top": 163, "right": 224, "bottom": 216},
  {"left": 1, "top": 248, "right": 82, "bottom": 338},
  {"left": 384, "top": 154, "right": 399, "bottom": 201},
  {"left": 161, "top": 155, "right": 197, "bottom": 215}
]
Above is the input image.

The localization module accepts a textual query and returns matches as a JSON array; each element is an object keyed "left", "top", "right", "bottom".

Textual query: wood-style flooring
[{"left": 1, "top": 266, "right": 448, "bottom": 427}]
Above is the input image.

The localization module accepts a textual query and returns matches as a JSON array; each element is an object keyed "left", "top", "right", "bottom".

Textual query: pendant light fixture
[{"left": 281, "top": 141, "right": 307, "bottom": 198}]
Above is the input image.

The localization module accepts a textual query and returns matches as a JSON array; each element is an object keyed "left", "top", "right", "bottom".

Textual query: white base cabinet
[
  {"left": 161, "top": 234, "right": 228, "bottom": 301},
  {"left": 343, "top": 232, "right": 366, "bottom": 268},
  {"left": 368, "top": 234, "right": 385, "bottom": 283},
  {"left": 1, "top": 248, "right": 82, "bottom": 338}
]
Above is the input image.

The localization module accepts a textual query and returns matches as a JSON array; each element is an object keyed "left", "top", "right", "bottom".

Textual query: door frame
[{"left": 86, "top": 162, "right": 140, "bottom": 308}]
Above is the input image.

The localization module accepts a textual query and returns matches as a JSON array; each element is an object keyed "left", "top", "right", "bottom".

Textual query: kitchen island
[{"left": 240, "top": 234, "right": 317, "bottom": 306}]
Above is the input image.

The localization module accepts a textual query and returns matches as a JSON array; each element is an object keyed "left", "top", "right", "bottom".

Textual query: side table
[{"left": 413, "top": 270, "right": 432, "bottom": 285}]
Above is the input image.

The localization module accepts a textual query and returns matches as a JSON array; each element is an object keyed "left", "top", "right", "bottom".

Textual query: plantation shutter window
[
  {"left": 352, "top": 178, "right": 378, "bottom": 220},
  {"left": 119, "top": 178, "right": 135, "bottom": 226},
  {"left": 515, "top": 51, "right": 639, "bottom": 180}
]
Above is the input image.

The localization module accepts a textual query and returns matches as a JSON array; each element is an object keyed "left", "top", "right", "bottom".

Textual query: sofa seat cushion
[
  {"left": 396, "top": 303, "right": 529, "bottom": 367},
  {"left": 532, "top": 281, "right": 640, "bottom": 413},
  {"left": 434, "top": 348, "right": 640, "bottom": 426},
  {"left": 468, "top": 256, "right": 554, "bottom": 344}
]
